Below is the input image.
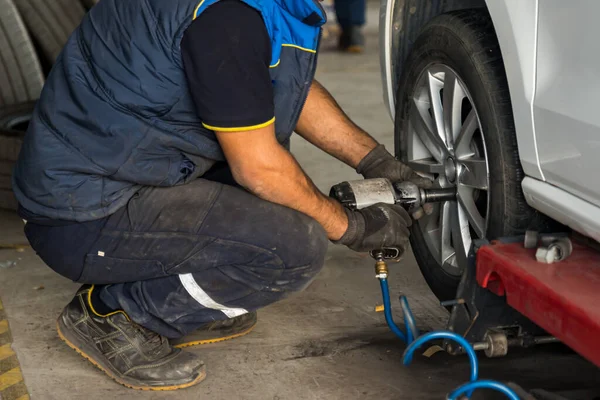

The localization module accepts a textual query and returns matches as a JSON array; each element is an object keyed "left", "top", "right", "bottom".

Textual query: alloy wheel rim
[{"left": 405, "top": 64, "right": 490, "bottom": 276}]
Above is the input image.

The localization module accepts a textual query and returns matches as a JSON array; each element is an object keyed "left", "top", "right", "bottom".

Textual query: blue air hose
[
  {"left": 377, "top": 277, "right": 520, "bottom": 400},
  {"left": 447, "top": 380, "right": 520, "bottom": 400},
  {"left": 379, "top": 279, "right": 408, "bottom": 343},
  {"left": 400, "top": 295, "right": 419, "bottom": 342},
  {"left": 402, "top": 331, "right": 479, "bottom": 383}
]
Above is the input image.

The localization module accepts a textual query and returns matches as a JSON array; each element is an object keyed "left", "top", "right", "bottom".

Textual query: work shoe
[
  {"left": 338, "top": 26, "right": 365, "bottom": 53},
  {"left": 171, "top": 312, "right": 258, "bottom": 349},
  {"left": 56, "top": 285, "right": 206, "bottom": 391}
]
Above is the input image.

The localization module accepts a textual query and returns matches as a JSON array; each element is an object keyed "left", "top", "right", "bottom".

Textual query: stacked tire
[
  {"left": 0, "top": 131, "right": 22, "bottom": 210},
  {"left": 0, "top": 0, "right": 44, "bottom": 211}
]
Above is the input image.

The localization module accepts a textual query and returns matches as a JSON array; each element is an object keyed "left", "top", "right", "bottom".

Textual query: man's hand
[
  {"left": 356, "top": 144, "right": 432, "bottom": 188},
  {"left": 334, "top": 203, "right": 412, "bottom": 253},
  {"left": 357, "top": 144, "right": 434, "bottom": 219},
  {"left": 216, "top": 124, "right": 349, "bottom": 241}
]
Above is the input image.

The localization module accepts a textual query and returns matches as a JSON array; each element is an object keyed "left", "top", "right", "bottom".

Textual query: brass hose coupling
[
  {"left": 371, "top": 249, "right": 390, "bottom": 279},
  {"left": 375, "top": 259, "right": 389, "bottom": 279}
]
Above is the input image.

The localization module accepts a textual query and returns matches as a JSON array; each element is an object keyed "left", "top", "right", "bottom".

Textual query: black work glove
[
  {"left": 357, "top": 144, "right": 434, "bottom": 219},
  {"left": 333, "top": 203, "right": 412, "bottom": 253}
]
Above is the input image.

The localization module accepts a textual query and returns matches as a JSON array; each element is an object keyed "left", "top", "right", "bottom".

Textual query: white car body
[{"left": 380, "top": 0, "right": 600, "bottom": 242}]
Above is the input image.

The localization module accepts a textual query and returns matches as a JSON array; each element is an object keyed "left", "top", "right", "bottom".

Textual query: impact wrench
[
  {"left": 330, "top": 178, "right": 455, "bottom": 214},
  {"left": 329, "top": 178, "right": 521, "bottom": 400}
]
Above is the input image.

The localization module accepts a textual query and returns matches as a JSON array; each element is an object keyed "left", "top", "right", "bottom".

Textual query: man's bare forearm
[
  {"left": 295, "top": 80, "right": 379, "bottom": 168},
  {"left": 216, "top": 126, "right": 348, "bottom": 240},
  {"left": 240, "top": 148, "right": 347, "bottom": 240}
]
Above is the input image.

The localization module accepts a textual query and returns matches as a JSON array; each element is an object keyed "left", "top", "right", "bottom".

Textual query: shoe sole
[
  {"left": 173, "top": 322, "right": 256, "bottom": 349},
  {"left": 344, "top": 45, "right": 364, "bottom": 53},
  {"left": 56, "top": 318, "right": 206, "bottom": 391}
]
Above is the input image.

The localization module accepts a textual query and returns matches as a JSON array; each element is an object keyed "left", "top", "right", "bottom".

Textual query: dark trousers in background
[
  {"left": 335, "top": 0, "right": 366, "bottom": 27},
  {"left": 25, "top": 164, "right": 329, "bottom": 339}
]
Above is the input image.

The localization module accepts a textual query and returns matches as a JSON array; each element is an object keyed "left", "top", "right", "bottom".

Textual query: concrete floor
[{"left": 1, "top": 4, "right": 600, "bottom": 399}]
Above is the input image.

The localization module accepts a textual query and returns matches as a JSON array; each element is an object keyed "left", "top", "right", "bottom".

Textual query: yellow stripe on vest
[
  {"left": 193, "top": 0, "right": 207, "bottom": 20},
  {"left": 281, "top": 44, "right": 317, "bottom": 54}
]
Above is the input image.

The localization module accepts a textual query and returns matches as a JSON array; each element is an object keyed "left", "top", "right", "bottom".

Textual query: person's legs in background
[{"left": 334, "top": 0, "right": 366, "bottom": 52}]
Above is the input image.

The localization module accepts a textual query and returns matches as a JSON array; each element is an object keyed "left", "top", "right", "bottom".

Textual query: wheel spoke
[
  {"left": 439, "top": 201, "right": 455, "bottom": 266},
  {"left": 442, "top": 72, "right": 463, "bottom": 149},
  {"left": 451, "top": 198, "right": 473, "bottom": 269},
  {"left": 419, "top": 203, "right": 442, "bottom": 265},
  {"left": 410, "top": 98, "right": 448, "bottom": 163},
  {"left": 459, "top": 158, "right": 488, "bottom": 190},
  {"left": 454, "top": 109, "right": 478, "bottom": 158},
  {"left": 427, "top": 72, "right": 446, "bottom": 144},
  {"left": 457, "top": 186, "right": 486, "bottom": 238},
  {"left": 406, "top": 159, "right": 444, "bottom": 175}
]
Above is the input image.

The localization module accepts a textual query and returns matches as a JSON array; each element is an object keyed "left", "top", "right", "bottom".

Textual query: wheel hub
[{"left": 444, "top": 157, "right": 458, "bottom": 184}]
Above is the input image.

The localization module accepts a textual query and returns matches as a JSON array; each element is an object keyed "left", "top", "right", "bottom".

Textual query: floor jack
[{"left": 330, "top": 178, "right": 600, "bottom": 399}]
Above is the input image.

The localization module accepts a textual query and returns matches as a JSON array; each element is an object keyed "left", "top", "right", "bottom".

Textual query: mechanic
[{"left": 12, "top": 0, "right": 430, "bottom": 391}]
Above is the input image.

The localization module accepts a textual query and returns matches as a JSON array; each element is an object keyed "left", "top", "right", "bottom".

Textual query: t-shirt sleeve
[{"left": 181, "top": 0, "right": 275, "bottom": 132}]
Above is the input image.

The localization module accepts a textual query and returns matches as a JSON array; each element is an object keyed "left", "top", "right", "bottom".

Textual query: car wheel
[{"left": 394, "top": 10, "right": 535, "bottom": 301}]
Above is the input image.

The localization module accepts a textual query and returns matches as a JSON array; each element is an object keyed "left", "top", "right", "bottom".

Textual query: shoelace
[{"left": 126, "top": 322, "right": 167, "bottom": 354}]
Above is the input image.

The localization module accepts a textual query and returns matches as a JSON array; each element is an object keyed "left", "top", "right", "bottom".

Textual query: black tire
[
  {"left": 0, "top": 0, "right": 44, "bottom": 211},
  {"left": 0, "top": 130, "right": 23, "bottom": 211},
  {"left": 395, "top": 10, "right": 535, "bottom": 301},
  {"left": 0, "top": 0, "right": 44, "bottom": 107},
  {"left": 14, "top": 0, "right": 86, "bottom": 64}
]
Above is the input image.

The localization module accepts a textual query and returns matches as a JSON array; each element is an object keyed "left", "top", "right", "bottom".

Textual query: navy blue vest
[{"left": 13, "top": 0, "right": 325, "bottom": 221}]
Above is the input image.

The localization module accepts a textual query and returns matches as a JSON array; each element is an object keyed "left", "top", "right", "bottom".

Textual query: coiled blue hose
[
  {"left": 447, "top": 380, "right": 520, "bottom": 400},
  {"left": 402, "top": 331, "right": 479, "bottom": 383},
  {"left": 378, "top": 277, "right": 520, "bottom": 400}
]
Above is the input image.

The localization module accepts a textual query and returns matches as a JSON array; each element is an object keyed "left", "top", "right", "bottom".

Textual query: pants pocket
[{"left": 78, "top": 254, "right": 166, "bottom": 284}]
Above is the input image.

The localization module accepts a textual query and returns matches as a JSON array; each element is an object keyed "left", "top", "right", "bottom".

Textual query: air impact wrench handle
[{"left": 330, "top": 178, "right": 456, "bottom": 212}]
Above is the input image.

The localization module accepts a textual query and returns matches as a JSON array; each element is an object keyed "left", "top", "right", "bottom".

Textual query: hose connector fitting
[{"left": 375, "top": 260, "right": 389, "bottom": 279}]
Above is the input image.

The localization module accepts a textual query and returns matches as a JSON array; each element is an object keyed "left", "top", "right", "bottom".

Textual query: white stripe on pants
[{"left": 179, "top": 273, "right": 248, "bottom": 318}]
